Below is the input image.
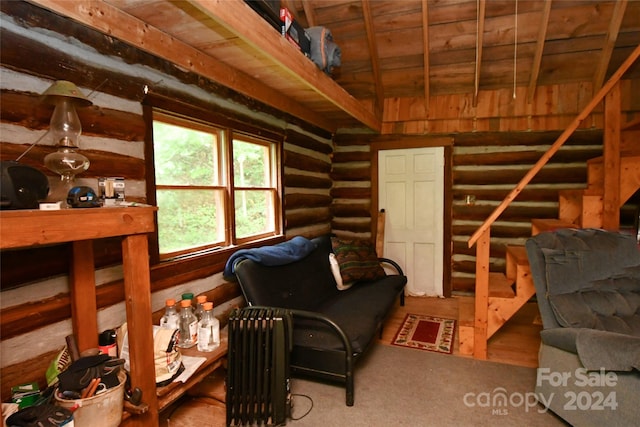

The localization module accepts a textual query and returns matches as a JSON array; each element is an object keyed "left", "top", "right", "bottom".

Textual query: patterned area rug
[{"left": 391, "top": 313, "right": 456, "bottom": 354}]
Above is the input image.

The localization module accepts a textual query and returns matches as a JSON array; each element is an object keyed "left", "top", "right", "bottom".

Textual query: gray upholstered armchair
[{"left": 526, "top": 228, "right": 640, "bottom": 426}]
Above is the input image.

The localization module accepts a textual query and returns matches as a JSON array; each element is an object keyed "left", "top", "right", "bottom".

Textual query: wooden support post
[
  {"left": 122, "top": 234, "right": 159, "bottom": 427},
  {"left": 70, "top": 240, "right": 98, "bottom": 352},
  {"left": 473, "top": 228, "right": 490, "bottom": 360},
  {"left": 603, "top": 81, "right": 621, "bottom": 230}
]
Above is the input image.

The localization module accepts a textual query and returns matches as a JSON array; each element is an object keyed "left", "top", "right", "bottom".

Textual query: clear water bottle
[
  {"left": 177, "top": 299, "right": 198, "bottom": 348},
  {"left": 197, "top": 302, "right": 220, "bottom": 352},
  {"left": 159, "top": 298, "right": 179, "bottom": 330},
  {"left": 194, "top": 295, "right": 208, "bottom": 321}
]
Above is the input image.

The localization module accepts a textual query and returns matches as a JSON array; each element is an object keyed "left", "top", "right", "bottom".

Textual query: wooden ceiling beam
[
  {"left": 361, "top": 0, "right": 383, "bottom": 116},
  {"left": 473, "top": 0, "right": 486, "bottom": 107},
  {"left": 188, "top": 0, "right": 380, "bottom": 131},
  {"left": 421, "top": 0, "right": 430, "bottom": 108},
  {"left": 301, "top": 0, "right": 317, "bottom": 27},
  {"left": 593, "top": 0, "right": 628, "bottom": 91},
  {"left": 27, "top": 0, "right": 337, "bottom": 131},
  {"left": 527, "top": 0, "right": 552, "bottom": 104}
]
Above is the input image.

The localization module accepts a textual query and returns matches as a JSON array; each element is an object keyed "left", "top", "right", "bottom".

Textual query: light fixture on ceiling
[{"left": 41, "top": 80, "right": 92, "bottom": 206}]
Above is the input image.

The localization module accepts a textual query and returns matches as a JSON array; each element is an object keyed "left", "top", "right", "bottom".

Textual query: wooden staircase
[
  {"left": 460, "top": 44, "right": 640, "bottom": 360},
  {"left": 559, "top": 154, "right": 640, "bottom": 228},
  {"left": 459, "top": 149, "right": 640, "bottom": 356},
  {"left": 458, "top": 248, "right": 536, "bottom": 356}
]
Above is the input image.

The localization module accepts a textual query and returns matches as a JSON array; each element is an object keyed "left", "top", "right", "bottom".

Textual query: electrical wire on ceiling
[
  {"left": 475, "top": 0, "right": 480, "bottom": 99},
  {"left": 513, "top": 0, "right": 518, "bottom": 99}
]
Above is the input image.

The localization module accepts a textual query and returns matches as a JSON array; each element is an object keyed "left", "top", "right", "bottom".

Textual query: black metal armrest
[
  {"left": 378, "top": 257, "right": 404, "bottom": 276},
  {"left": 246, "top": 305, "right": 355, "bottom": 406}
]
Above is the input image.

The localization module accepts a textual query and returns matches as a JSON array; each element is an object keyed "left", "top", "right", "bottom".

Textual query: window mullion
[{"left": 225, "top": 130, "right": 236, "bottom": 245}]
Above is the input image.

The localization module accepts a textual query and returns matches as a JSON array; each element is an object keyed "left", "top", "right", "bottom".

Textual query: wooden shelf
[
  {"left": 156, "top": 332, "right": 228, "bottom": 412},
  {"left": 0, "top": 206, "right": 156, "bottom": 248},
  {"left": 1, "top": 206, "right": 159, "bottom": 426},
  {"left": 2, "top": 206, "right": 231, "bottom": 425}
]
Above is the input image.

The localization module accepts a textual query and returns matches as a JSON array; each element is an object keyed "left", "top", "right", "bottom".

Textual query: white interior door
[{"left": 378, "top": 147, "right": 444, "bottom": 296}]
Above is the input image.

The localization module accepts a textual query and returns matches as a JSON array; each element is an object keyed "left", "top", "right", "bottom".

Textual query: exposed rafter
[
  {"left": 421, "top": 0, "right": 430, "bottom": 108},
  {"left": 473, "top": 0, "right": 486, "bottom": 107},
  {"left": 593, "top": 0, "right": 628, "bottom": 91},
  {"left": 301, "top": 0, "right": 316, "bottom": 27},
  {"left": 361, "top": 0, "right": 383, "bottom": 116},
  {"left": 527, "top": 0, "right": 552, "bottom": 104}
]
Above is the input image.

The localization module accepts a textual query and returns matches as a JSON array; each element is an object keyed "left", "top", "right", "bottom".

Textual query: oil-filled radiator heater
[{"left": 226, "top": 307, "right": 292, "bottom": 426}]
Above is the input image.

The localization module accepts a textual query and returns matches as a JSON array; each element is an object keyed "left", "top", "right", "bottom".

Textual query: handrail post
[
  {"left": 473, "top": 227, "right": 490, "bottom": 360},
  {"left": 603, "top": 81, "right": 621, "bottom": 230}
]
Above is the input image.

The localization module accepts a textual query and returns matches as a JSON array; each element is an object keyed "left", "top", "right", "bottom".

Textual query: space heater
[{"left": 226, "top": 307, "right": 292, "bottom": 426}]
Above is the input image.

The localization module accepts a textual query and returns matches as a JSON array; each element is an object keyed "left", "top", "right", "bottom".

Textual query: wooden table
[{"left": 1, "top": 207, "right": 159, "bottom": 426}]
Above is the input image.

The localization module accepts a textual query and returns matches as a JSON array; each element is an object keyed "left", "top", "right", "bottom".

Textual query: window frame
[
  {"left": 231, "top": 133, "right": 280, "bottom": 246},
  {"left": 143, "top": 93, "right": 284, "bottom": 265}
]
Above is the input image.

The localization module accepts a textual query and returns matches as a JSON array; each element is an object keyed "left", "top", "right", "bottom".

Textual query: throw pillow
[{"left": 331, "top": 237, "right": 386, "bottom": 286}]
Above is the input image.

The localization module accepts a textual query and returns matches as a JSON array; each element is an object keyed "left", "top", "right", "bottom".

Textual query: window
[{"left": 152, "top": 111, "right": 281, "bottom": 258}]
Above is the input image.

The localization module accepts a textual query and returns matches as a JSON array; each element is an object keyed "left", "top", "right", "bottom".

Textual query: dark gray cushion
[
  {"left": 527, "top": 228, "right": 640, "bottom": 371},
  {"left": 293, "top": 277, "right": 405, "bottom": 354}
]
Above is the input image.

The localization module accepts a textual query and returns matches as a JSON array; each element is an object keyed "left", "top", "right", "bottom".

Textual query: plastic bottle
[
  {"left": 194, "top": 295, "right": 208, "bottom": 321},
  {"left": 177, "top": 299, "right": 198, "bottom": 348},
  {"left": 197, "top": 302, "right": 220, "bottom": 352},
  {"left": 160, "top": 298, "right": 179, "bottom": 330},
  {"left": 181, "top": 292, "right": 194, "bottom": 308}
]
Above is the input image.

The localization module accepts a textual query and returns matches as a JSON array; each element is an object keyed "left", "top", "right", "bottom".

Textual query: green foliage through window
[{"left": 152, "top": 116, "right": 278, "bottom": 256}]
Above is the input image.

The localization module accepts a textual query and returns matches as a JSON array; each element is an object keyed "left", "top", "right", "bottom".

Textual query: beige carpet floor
[{"left": 288, "top": 344, "right": 568, "bottom": 426}]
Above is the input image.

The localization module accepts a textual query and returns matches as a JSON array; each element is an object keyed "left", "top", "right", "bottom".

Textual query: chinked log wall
[
  {"left": 333, "top": 82, "right": 639, "bottom": 293},
  {"left": 0, "top": 2, "right": 332, "bottom": 400}
]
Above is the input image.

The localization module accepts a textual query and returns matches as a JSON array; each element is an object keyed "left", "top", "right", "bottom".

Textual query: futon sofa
[
  {"left": 526, "top": 228, "right": 640, "bottom": 426},
  {"left": 228, "top": 234, "right": 407, "bottom": 406}
]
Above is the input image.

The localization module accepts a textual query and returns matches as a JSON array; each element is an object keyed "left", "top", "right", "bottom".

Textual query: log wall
[
  {"left": 0, "top": 2, "right": 332, "bottom": 400},
  {"left": 335, "top": 82, "right": 639, "bottom": 294}
]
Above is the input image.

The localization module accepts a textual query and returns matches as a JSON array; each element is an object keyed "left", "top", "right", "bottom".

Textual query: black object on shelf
[{"left": 245, "top": 0, "right": 281, "bottom": 32}]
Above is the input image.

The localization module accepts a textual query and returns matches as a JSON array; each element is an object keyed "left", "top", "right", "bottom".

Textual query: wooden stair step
[
  {"left": 457, "top": 296, "right": 474, "bottom": 356},
  {"left": 488, "top": 272, "right": 515, "bottom": 298},
  {"left": 581, "top": 192, "right": 604, "bottom": 228},
  {"left": 558, "top": 189, "right": 584, "bottom": 224},
  {"left": 458, "top": 296, "right": 474, "bottom": 327},
  {"left": 622, "top": 116, "right": 640, "bottom": 131},
  {"left": 505, "top": 245, "right": 529, "bottom": 281},
  {"left": 530, "top": 218, "right": 576, "bottom": 236},
  {"left": 587, "top": 155, "right": 640, "bottom": 190}
]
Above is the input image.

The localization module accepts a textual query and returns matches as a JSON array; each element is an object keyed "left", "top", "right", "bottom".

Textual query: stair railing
[{"left": 466, "top": 43, "right": 640, "bottom": 359}]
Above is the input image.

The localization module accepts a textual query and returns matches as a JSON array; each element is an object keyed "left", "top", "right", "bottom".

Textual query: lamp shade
[{"left": 41, "top": 80, "right": 92, "bottom": 107}]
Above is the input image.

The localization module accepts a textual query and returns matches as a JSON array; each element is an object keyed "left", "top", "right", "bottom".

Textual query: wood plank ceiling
[{"left": 28, "top": 0, "right": 640, "bottom": 133}]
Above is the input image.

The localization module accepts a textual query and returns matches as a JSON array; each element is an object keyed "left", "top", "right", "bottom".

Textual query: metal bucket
[{"left": 55, "top": 371, "right": 125, "bottom": 427}]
